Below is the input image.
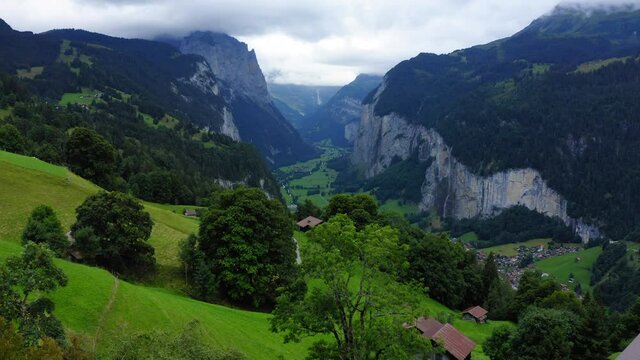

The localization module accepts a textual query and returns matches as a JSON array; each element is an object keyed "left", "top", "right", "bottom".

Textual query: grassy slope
[
  {"left": 535, "top": 246, "right": 602, "bottom": 291},
  {"left": 0, "top": 151, "right": 312, "bottom": 358},
  {"left": 482, "top": 238, "right": 552, "bottom": 257}
]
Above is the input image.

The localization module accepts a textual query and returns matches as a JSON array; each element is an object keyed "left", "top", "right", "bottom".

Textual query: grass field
[
  {"left": 379, "top": 199, "right": 419, "bottom": 217},
  {"left": 482, "top": 238, "right": 552, "bottom": 257},
  {"left": 0, "top": 107, "right": 10, "bottom": 119},
  {"left": 59, "top": 89, "right": 102, "bottom": 106},
  {"left": 535, "top": 246, "right": 602, "bottom": 291},
  {"left": 575, "top": 56, "right": 631, "bottom": 73},
  {"left": 16, "top": 66, "right": 44, "bottom": 79},
  {"left": 458, "top": 232, "right": 479, "bottom": 242},
  {"left": 278, "top": 145, "right": 349, "bottom": 207}
]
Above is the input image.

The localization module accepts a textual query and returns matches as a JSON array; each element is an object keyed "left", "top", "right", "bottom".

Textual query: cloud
[{"left": 0, "top": 0, "right": 636, "bottom": 85}]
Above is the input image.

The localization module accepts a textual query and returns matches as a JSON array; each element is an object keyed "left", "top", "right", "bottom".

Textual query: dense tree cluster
[
  {"left": 22, "top": 205, "right": 68, "bottom": 257},
  {"left": 70, "top": 191, "right": 155, "bottom": 279},
  {"left": 591, "top": 241, "right": 627, "bottom": 284},
  {"left": 446, "top": 205, "right": 580, "bottom": 247},
  {"left": 0, "top": 78, "right": 279, "bottom": 204},
  {"left": 180, "top": 187, "right": 297, "bottom": 308}
]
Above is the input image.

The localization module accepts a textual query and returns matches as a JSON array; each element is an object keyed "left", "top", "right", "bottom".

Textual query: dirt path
[{"left": 92, "top": 275, "right": 119, "bottom": 353}]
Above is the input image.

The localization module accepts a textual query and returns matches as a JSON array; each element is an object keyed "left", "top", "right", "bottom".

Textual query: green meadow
[{"left": 535, "top": 246, "right": 602, "bottom": 291}]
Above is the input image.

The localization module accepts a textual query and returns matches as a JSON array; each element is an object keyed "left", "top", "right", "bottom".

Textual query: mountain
[
  {"left": 268, "top": 83, "right": 341, "bottom": 128},
  {"left": 0, "top": 20, "right": 281, "bottom": 203},
  {"left": 352, "top": 5, "right": 640, "bottom": 241},
  {"left": 302, "top": 74, "right": 382, "bottom": 146},
  {"left": 165, "top": 32, "right": 315, "bottom": 166}
]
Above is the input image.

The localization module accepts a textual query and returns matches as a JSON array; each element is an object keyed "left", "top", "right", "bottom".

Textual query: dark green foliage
[
  {"left": 21, "top": 205, "right": 68, "bottom": 257},
  {"left": 481, "top": 253, "right": 499, "bottom": 301},
  {"left": 485, "top": 278, "right": 514, "bottom": 321},
  {"left": 325, "top": 193, "right": 378, "bottom": 229},
  {"left": 593, "top": 259, "right": 640, "bottom": 312},
  {"left": 491, "top": 307, "right": 579, "bottom": 360},
  {"left": 185, "top": 187, "right": 297, "bottom": 308},
  {"left": 591, "top": 241, "right": 627, "bottom": 284},
  {"left": 65, "top": 127, "right": 116, "bottom": 188},
  {"left": 363, "top": 154, "right": 429, "bottom": 203},
  {"left": 447, "top": 205, "right": 580, "bottom": 248},
  {"left": 572, "top": 293, "right": 610, "bottom": 359},
  {"left": 179, "top": 235, "right": 218, "bottom": 303},
  {"left": 295, "top": 199, "right": 322, "bottom": 221},
  {"left": 0, "top": 243, "right": 67, "bottom": 346},
  {"left": 483, "top": 325, "right": 516, "bottom": 359},
  {"left": 509, "top": 270, "right": 560, "bottom": 321},
  {"left": 71, "top": 191, "right": 155, "bottom": 278},
  {"left": 407, "top": 232, "right": 482, "bottom": 309},
  {"left": 106, "top": 320, "right": 246, "bottom": 360},
  {"left": 0, "top": 124, "right": 25, "bottom": 153}
]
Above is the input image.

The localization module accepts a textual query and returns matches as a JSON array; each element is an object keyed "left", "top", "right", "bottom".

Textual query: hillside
[
  {"left": 0, "top": 150, "right": 505, "bottom": 358},
  {"left": 269, "top": 83, "right": 341, "bottom": 128},
  {"left": 352, "top": 5, "right": 640, "bottom": 240}
]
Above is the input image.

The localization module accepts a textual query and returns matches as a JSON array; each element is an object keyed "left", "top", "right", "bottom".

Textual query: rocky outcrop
[
  {"left": 169, "top": 31, "right": 314, "bottom": 166},
  {"left": 179, "top": 32, "right": 271, "bottom": 105},
  {"left": 352, "top": 89, "right": 600, "bottom": 242}
]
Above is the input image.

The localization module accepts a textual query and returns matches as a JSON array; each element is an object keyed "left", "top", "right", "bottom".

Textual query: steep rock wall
[{"left": 352, "top": 102, "right": 600, "bottom": 242}]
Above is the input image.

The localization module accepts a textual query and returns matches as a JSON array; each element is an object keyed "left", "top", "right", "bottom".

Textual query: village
[{"left": 476, "top": 242, "right": 581, "bottom": 289}]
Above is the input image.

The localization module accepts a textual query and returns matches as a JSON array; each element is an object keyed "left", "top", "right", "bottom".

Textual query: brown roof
[
  {"left": 462, "top": 305, "right": 488, "bottom": 319},
  {"left": 432, "top": 324, "right": 476, "bottom": 360},
  {"left": 618, "top": 333, "right": 640, "bottom": 360},
  {"left": 413, "top": 317, "right": 475, "bottom": 360},
  {"left": 416, "top": 317, "right": 444, "bottom": 337},
  {"left": 296, "top": 216, "right": 323, "bottom": 228}
]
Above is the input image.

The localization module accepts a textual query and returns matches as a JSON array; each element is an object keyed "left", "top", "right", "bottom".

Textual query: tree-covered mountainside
[
  {"left": 303, "top": 74, "right": 382, "bottom": 145},
  {"left": 0, "top": 65, "right": 279, "bottom": 205},
  {"left": 364, "top": 6, "right": 640, "bottom": 239}
]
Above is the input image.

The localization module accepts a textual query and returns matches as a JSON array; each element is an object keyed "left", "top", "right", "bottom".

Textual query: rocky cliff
[
  {"left": 170, "top": 32, "right": 314, "bottom": 166},
  {"left": 353, "top": 84, "right": 600, "bottom": 242}
]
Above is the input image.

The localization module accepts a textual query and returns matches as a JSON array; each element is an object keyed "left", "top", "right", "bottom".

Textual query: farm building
[
  {"left": 462, "top": 306, "right": 488, "bottom": 323},
  {"left": 184, "top": 209, "right": 198, "bottom": 217},
  {"left": 406, "top": 317, "right": 475, "bottom": 360},
  {"left": 296, "top": 216, "right": 323, "bottom": 231}
]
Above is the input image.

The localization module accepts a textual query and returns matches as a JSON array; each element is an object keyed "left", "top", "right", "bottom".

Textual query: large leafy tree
[
  {"left": 271, "top": 215, "right": 430, "bottom": 360},
  {"left": 65, "top": 127, "right": 116, "bottom": 187},
  {"left": 22, "top": 205, "right": 68, "bottom": 257},
  {"left": 71, "top": 191, "right": 155, "bottom": 278},
  {"left": 0, "top": 243, "right": 67, "bottom": 346},
  {"left": 184, "top": 187, "right": 297, "bottom": 308},
  {"left": 324, "top": 194, "right": 378, "bottom": 229}
]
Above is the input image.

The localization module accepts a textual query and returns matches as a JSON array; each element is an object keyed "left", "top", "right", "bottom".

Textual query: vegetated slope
[
  {"left": 0, "top": 150, "right": 194, "bottom": 289},
  {"left": 360, "top": 6, "right": 640, "bottom": 239},
  {"left": 0, "top": 152, "right": 504, "bottom": 358}
]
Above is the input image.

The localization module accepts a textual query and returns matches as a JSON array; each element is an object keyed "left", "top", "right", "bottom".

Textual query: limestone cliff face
[
  {"left": 172, "top": 31, "right": 314, "bottom": 166},
  {"left": 178, "top": 32, "right": 271, "bottom": 105},
  {"left": 352, "top": 87, "right": 600, "bottom": 242}
]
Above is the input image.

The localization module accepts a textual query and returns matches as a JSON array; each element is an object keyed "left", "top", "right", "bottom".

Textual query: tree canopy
[
  {"left": 181, "top": 187, "right": 297, "bottom": 308},
  {"left": 271, "top": 215, "right": 430, "bottom": 360},
  {"left": 21, "top": 205, "right": 68, "bottom": 257},
  {"left": 71, "top": 191, "right": 155, "bottom": 278}
]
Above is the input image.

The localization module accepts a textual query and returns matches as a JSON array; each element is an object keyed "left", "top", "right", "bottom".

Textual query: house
[
  {"left": 184, "top": 209, "right": 198, "bottom": 218},
  {"left": 618, "top": 333, "right": 640, "bottom": 360},
  {"left": 408, "top": 317, "right": 475, "bottom": 360},
  {"left": 296, "top": 216, "right": 323, "bottom": 231},
  {"left": 462, "top": 306, "right": 488, "bottom": 323}
]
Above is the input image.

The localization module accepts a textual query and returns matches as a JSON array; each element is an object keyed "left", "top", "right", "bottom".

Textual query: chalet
[
  {"left": 618, "top": 333, "right": 640, "bottom": 360},
  {"left": 296, "top": 216, "right": 323, "bottom": 231},
  {"left": 184, "top": 209, "right": 198, "bottom": 218},
  {"left": 462, "top": 306, "right": 488, "bottom": 323},
  {"left": 408, "top": 317, "right": 475, "bottom": 360}
]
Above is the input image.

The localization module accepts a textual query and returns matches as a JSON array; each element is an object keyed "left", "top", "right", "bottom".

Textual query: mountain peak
[{"left": 0, "top": 19, "right": 13, "bottom": 33}]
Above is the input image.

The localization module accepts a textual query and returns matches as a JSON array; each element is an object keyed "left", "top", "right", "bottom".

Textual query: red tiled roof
[
  {"left": 416, "top": 317, "right": 444, "bottom": 337},
  {"left": 432, "top": 324, "right": 476, "bottom": 360},
  {"left": 296, "top": 216, "right": 323, "bottom": 228},
  {"left": 462, "top": 305, "right": 488, "bottom": 319}
]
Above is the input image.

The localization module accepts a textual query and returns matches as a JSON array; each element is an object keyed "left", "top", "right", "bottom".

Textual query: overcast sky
[{"left": 0, "top": 0, "right": 635, "bottom": 85}]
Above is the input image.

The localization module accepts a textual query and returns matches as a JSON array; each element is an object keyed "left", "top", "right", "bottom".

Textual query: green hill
[{"left": 0, "top": 150, "right": 505, "bottom": 358}]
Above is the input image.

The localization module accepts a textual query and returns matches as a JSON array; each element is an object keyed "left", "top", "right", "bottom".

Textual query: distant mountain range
[
  {"left": 352, "top": 4, "right": 640, "bottom": 240},
  {"left": 269, "top": 83, "right": 340, "bottom": 128}
]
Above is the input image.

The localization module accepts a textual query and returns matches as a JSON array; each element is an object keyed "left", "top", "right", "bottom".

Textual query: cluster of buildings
[{"left": 477, "top": 243, "right": 580, "bottom": 288}]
